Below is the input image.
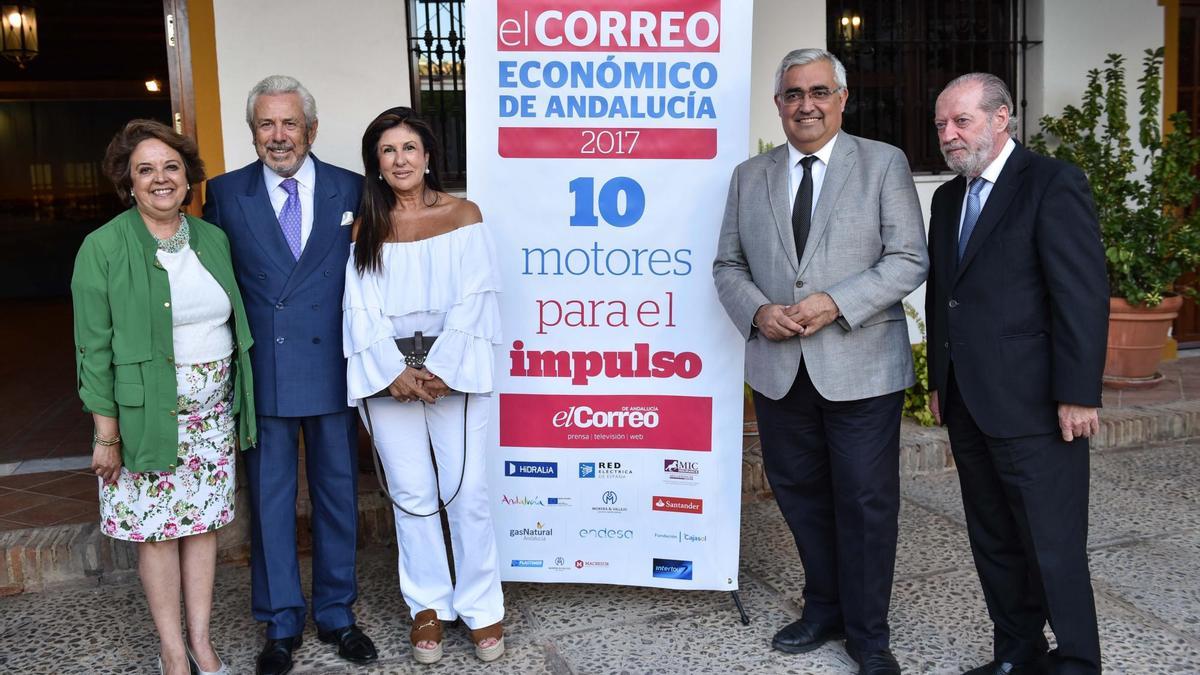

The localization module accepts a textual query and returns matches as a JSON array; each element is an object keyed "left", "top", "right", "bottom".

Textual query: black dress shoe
[
  {"left": 963, "top": 661, "right": 1040, "bottom": 675},
  {"left": 848, "top": 648, "right": 902, "bottom": 675},
  {"left": 256, "top": 635, "right": 301, "bottom": 675},
  {"left": 317, "top": 623, "right": 379, "bottom": 664},
  {"left": 771, "top": 619, "right": 847, "bottom": 654}
]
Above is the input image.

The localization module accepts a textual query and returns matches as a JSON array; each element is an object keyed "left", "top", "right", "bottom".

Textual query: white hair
[
  {"left": 774, "top": 48, "right": 848, "bottom": 94},
  {"left": 245, "top": 75, "right": 318, "bottom": 131}
]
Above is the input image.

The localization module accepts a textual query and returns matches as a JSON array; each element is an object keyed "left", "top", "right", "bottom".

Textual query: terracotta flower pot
[{"left": 1103, "top": 295, "right": 1183, "bottom": 387}]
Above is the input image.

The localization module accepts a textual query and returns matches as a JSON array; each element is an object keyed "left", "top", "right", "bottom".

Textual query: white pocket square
[{"left": 340, "top": 211, "right": 354, "bottom": 226}]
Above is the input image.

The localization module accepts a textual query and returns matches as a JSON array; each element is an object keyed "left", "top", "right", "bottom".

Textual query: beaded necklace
[{"left": 154, "top": 213, "right": 189, "bottom": 253}]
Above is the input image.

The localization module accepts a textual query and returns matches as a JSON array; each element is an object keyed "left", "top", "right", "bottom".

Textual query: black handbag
[{"left": 361, "top": 331, "right": 466, "bottom": 517}]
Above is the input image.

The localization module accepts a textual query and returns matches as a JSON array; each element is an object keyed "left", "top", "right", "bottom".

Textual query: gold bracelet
[{"left": 93, "top": 431, "right": 121, "bottom": 447}]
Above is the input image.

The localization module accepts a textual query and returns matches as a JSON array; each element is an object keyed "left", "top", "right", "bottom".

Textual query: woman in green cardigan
[{"left": 72, "top": 119, "right": 256, "bottom": 675}]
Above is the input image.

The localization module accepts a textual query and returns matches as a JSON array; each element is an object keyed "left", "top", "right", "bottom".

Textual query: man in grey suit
[{"left": 714, "top": 48, "right": 927, "bottom": 675}]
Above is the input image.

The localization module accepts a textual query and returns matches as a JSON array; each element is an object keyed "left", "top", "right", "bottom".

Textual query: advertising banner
[{"left": 467, "top": 0, "right": 751, "bottom": 590}]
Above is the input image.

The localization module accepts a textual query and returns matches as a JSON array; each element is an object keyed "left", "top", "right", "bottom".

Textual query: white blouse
[
  {"left": 342, "top": 222, "right": 503, "bottom": 403},
  {"left": 156, "top": 244, "right": 234, "bottom": 365}
]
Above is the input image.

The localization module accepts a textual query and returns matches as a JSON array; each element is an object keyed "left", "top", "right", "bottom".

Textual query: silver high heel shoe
[{"left": 185, "top": 643, "right": 229, "bottom": 675}]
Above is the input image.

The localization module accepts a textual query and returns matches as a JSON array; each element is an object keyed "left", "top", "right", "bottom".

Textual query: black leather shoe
[
  {"left": 771, "top": 619, "right": 846, "bottom": 654},
  {"left": 848, "top": 647, "right": 902, "bottom": 675},
  {"left": 256, "top": 635, "right": 301, "bottom": 675},
  {"left": 963, "top": 661, "right": 1040, "bottom": 675},
  {"left": 317, "top": 624, "right": 379, "bottom": 664}
]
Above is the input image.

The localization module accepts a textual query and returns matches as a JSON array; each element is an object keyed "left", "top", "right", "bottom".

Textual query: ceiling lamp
[{"left": 1, "top": 3, "right": 38, "bottom": 69}]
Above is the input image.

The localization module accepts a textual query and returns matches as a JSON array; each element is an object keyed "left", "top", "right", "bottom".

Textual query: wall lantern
[
  {"left": 838, "top": 13, "right": 863, "bottom": 42},
  {"left": 1, "top": 3, "right": 38, "bottom": 69}
]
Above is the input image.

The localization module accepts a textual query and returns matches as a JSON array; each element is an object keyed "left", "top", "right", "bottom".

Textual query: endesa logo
[
  {"left": 652, "top": 495, "right": 703, "bottom": 514},
  {"left": 501, "top": 394, "right": 712, "bottom": 451},
  {"left": 578, "top": 526, "right": 634, "bottom": 540},
  {"left": 497, "top": 0, "right": 721, "bottom": 53},
  {"left": 504, "top": 460, "right": 558, "bottom": 478},
  {"left": 652, "top": 558, "right": 694, "bottom": 580}
]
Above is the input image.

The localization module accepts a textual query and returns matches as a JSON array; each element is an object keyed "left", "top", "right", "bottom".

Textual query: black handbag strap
[{"left": 362, "top": 393, "right": 468, "bottom": 518}]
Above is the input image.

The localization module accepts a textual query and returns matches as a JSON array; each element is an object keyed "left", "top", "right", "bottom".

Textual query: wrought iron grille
[
  {"left": 827, "top": 0, "right": 1038, "bottom": 172},
  {"left": 407, "top": 0, "right": 466, "bottom": 188}
]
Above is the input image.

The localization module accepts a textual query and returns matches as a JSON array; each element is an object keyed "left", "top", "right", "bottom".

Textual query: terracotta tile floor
[{"left": 0, "top": 469, "right": 99, "bottom": 531}]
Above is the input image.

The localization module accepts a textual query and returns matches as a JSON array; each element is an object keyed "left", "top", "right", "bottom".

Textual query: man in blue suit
[{"left": 203, "top": 75, "right": 376, "bottom": 675}]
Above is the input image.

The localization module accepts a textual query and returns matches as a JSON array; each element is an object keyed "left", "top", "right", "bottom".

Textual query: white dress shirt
[
  {"left": 958, "top": 137, "right": 1016, "bottom": 238},
  {"left": 788, "top": 133, "right": 839, "bottom": 223},
  {"left": 263, "top": 155, "right": 316, "bottom": 250}
]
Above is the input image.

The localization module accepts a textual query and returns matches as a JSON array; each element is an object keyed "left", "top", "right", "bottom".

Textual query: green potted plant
[{"left": 1031, "top": 47, "right": 1200, "bottom": 386}]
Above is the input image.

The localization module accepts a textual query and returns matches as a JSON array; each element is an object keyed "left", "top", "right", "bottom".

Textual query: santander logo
[{"left": 652, "top": 495, "right": 703, "bottom": 514}]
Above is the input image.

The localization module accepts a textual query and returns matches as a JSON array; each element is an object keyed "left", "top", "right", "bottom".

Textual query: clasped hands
[
  {"left": 388, "top": 366, "right": 452, "bottom": 404},
  {"left": 754, "top": 292, "right": 840, "bottom": 342},
  {"left": 929, "top": 391, "right": 1099, "bottom": 442}
]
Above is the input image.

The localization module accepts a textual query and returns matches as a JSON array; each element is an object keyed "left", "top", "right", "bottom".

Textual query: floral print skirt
[{"left": 99, "top": 357, "right": 236, "bottom": 542}]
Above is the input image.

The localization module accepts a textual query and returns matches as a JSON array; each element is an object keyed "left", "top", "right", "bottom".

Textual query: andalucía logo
[
  {"left": 500, "top": 495, "right": 544, "bottom": 506},
  {"left": 652, "top": 495, "right": 703, "bottom": 514},
  {"left": 511, "top": 559, "right": 543, "bottom": 568},
  {"left": 652, "top": 558, "right": 694, "bottom": 580},
  {"left": 509, "top": 522, "right": 553, "bottom": 541},
  {"left": 505, "top": 460, "right": 558, "bottom": 478}
]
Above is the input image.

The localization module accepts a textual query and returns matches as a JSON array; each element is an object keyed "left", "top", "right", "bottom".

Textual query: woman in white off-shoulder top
[{"left": 342, "top": 107, "right": 505, "bottom": 665}]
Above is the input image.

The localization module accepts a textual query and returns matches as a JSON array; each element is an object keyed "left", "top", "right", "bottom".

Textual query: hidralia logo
[
  {"left": 663, "top": 459, "right": 700, "bottom": 482},
  {"left": 652, "top": 496, "right": 703, "bottom": 514},
  {"left": 511, "top": 559, "right": 543, "bottom": 568},
  {"left": 505, "top": 460, "right": 557, "bottom": 478},
  {"left": 652, "top": 558, "right": 694, "bottom": 580}
]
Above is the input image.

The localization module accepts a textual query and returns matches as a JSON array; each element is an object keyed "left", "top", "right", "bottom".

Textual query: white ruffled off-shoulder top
[{"left": 342, "top": 222, "right": 503, "bottom": 404}]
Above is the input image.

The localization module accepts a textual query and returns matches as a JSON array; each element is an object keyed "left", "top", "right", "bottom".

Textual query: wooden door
[{"left": 1173, "top": 1, "right": 1200, "bottom": 345}]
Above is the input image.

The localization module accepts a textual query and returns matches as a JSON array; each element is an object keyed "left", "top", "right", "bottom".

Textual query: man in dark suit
[
  {"left": 203, "top": 75, "right": 376, "bottom": 675},
  {"left": 926, "top": 73, "right": 1107, "bottom": 675},
  {"left": 714, "top": 49, "right": 928, "bottom": 675}
]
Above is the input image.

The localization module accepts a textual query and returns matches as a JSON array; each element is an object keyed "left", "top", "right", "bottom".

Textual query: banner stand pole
[{"left": 729, "top": 591, "right": 750, "bottom": 625}]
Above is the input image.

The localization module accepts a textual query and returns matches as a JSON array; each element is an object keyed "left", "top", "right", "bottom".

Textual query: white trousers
[{"left": 359, "top": 394, "right": 504, "bottom": 629}]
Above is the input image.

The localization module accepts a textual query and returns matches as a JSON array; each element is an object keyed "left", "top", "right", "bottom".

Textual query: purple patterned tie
[{"left": 278, "top": 177, "right": 302, "bottom": 260}]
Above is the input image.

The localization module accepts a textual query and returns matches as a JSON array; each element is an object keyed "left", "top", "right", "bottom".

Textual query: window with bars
[
  {"left": 407, "top": 0, "right": 466, "bottom": 188},
  {"left": 826, "top": 0, "right": 1034, "bottom": 172}
]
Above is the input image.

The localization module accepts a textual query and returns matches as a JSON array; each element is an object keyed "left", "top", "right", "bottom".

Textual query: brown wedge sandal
[
  {"left": 469, "top": 621, "right": 505, "bottom": 662},
  {"left": 410, "top": 609, "right": 443, "bottom": 664}
]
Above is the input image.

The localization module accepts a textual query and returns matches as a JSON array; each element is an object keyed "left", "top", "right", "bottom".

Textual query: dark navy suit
[{"left": 204, "top": 155, "right": 363, "bottom": 638}]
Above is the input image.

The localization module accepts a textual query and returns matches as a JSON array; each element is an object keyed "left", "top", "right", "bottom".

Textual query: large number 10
[{"left": 569, "top": 176, "right": 645, "bottom": 227}]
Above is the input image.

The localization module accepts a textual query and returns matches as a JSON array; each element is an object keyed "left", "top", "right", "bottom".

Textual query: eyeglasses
[{"left": 778, "top": 87, "right": 844, "bottom": 105}]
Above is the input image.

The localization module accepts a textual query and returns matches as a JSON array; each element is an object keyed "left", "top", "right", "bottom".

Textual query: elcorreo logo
[
  {"left": 546, "top": 496, "right": 572, "bottom": 506},
  {"left": 663, "top": 459, "right": 700, "bottom": 481},
  {"left": 505, "top": 460, "right": 558, "bottom": 478},
  {"left": 579, "top": 462, "right": 596, "bottom": 478},
  {"left": 552, "top": 406, "right": 660, "bottom": 429},
  {"left": 511, "top": 559, "right": 543, "bottom": 568},
  {"left": 652, "top": 496, "right": 703, "bottom": 514},
  {"left": 500, "top": 393, "right": 713, "bottom": 451},
  {"left": 578, "top": 527, "right": 634, "bottom": 540},
  {"left": 652, "top": 558, "right": 694, "bottom": 580},
  {"left": 508, "top": 521, "right": 553, "bottom": 541},
  {"left": 500, "top": 495, "right": 544, "bottom": 506}
]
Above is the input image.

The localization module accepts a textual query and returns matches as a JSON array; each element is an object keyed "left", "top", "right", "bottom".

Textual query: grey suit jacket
[{"left": 713, "top": 133, "right": 928, "bottom": 401}]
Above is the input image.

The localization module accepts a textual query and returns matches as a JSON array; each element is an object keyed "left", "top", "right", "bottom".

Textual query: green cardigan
[{"left": 71, "top": 208, "right": 257, "bottom": 472}]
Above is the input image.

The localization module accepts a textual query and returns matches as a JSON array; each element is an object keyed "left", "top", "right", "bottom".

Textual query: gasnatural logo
[
  {"left": 652, "top": 557, "right": 694, "bottom": 580},
  {"left": 509, "top": 521, "right": 553, "bottom": 541},
  {"left": 652, "top": 495, "right": 703, "bottom": 514},
  {"left": 505, "top": 460, "right": 558, "bottom": 478},
  {"left": 500, "top": 495, "right": 544, "bottom": 506}
]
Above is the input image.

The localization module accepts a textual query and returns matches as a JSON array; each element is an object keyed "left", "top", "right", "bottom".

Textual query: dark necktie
[
  {"left": 792, "top": 156, "right": 817, "bottom": 262},
  {"left": 957, "top": 177, "right": 986, "bottom": 262}
]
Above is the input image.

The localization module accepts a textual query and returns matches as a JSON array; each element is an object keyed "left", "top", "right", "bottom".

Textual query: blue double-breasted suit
[{"left": 203, "top": 155, "right": 363, "bottom": 638}]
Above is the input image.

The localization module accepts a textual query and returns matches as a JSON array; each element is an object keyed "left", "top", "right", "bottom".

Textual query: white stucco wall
[
  {"left": 749, "top": 0, "right": 824, "bottom": 152},
  {"left": 1027, "top": 0, "right": 1164, "bottom": 165},
  {"left": 211, "top": 0, "right": 413, "bottom": 176}
]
